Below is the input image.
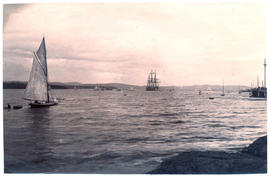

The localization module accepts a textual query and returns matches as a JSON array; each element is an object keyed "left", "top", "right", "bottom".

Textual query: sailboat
[
  {"left": 24, "top": 37, "right": 58, "bottom": 107},
  {"left": 221, "top": 80, "right": 225, "bottom": 96}
]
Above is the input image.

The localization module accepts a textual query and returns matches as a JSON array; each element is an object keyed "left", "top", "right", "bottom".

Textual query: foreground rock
[{"left": 148, "top": 136, "right": 267, "bottom": 174}]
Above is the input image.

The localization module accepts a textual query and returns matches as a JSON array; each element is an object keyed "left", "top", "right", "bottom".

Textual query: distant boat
[
  {"left": 249, "top": 59, "right": 267, "bottom": 98},
  {"left": 94, "top": 85, "right": 104, "bottom": 91},
  {"left": 169, "top": 88, "right": 174, "bottom": 92},
  {"left": 239, "top": 84, "right": 252, "bottom": 94},
  {"left": 221, "top": 80, "right": 225, "bottom": 96},
  {"left": 239, "top": 88, "right": 251, "bottom": 94},
  {"left": 146, "top": 70, "right": 159, "bottom": 91},
  {"left": 129, "top": 87, "right": 135, "bottom": 91},
  {"left": 24, "top": 37, "right": 58, "bottom": 108}
]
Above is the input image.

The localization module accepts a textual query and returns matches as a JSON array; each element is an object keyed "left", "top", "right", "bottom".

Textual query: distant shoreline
[
  {"left": 3, "top": 81, "right": 138, "bottom": 90},
  {"left": 3, "top": 81, "right": 250, "bottom": 90}
]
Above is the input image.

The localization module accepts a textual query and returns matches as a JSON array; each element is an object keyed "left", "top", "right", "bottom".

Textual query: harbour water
[{"left": 4, "top": 88, "right": 267, "bottom": 173}]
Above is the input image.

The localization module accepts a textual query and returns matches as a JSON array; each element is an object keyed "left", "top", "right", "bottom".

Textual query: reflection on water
[{"left": 4, "top": 89, "right": 267, "bottom": 173}]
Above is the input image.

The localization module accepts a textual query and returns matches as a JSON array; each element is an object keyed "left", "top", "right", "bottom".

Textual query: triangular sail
[
  {"left": 36, "top": 38, "right": 48, "bottom": 76},
  {"left": 24, "top": 38, "right": 49, "bottom": 101}
]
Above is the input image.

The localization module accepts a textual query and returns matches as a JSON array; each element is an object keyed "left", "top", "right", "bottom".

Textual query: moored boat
[
  {"left": 249, "top": 59, "right": 267, "bottom": 99},
  {"left": 220, "top": 80, "right": 225, "bottom": 96},
  {"left": 146, "top": 70, "right": 159, "bottom": 91}
]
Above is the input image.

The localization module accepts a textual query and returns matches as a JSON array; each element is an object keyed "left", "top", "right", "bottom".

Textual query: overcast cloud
[{"left": 3, "top": 3, "right": 266, "bottom": 86}]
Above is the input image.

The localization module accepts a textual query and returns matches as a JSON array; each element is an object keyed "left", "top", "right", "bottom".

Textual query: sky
[{"left": 3, "top": 3, "right": 266, "bottom": 86}]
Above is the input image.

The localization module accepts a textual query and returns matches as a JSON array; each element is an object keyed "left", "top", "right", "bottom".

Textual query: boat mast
[
  {"left": 147, "top": 74, "right": 150, "bottom": 87},
  {"left": 257, "top": 76, "right": 259, "bottom": 87},
  {"left": 154, "top": 70, "right": 156, "bottom": 88},
  {"left": 264, "top": 58, "right": 266, "bottom": 88},
  {"left": 151, "top": 70, "right": 153, "bottom": 87},
  {"left": 223, "top": 80, "right": 224, "bottom": 94},
  {"left": 43, "top": 37, "right": 50, "bottom": 102}
]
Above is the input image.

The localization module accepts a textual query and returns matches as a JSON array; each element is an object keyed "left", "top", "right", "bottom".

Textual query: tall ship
[
  {"left": 146, "top": 70, "right": 159, "bottom": 91},
  {"left": 24, "top": 37, "right": 58, "bottom": 107},
  {"left": 249, "top": 59, "right": 267, "bottom": 98}
]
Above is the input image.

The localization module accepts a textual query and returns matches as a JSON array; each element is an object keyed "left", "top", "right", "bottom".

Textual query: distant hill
[
  {"left": 3, "top": 81, "right": 138, "bottom": 90},
  {"left": 3, "top": 81, "right": 27, "bottom": 89},
  {"left": 3, "top": 81, "right": 250, "bottom": 90},
  {"left": 97, "top": 83, "right": 140, "bottom": 89}
]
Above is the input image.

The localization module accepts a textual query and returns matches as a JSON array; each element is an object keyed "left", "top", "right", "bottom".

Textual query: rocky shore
[{"left": 148, "top": 135, "right": 267, "bottom": 174}]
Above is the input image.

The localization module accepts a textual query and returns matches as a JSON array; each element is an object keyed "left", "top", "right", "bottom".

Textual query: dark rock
[
  {"left": 148, "top": 135, "right": 267, "bottom": 174},
  {"left": 242, "top": 135, "right": 267, "bottom": 160}
]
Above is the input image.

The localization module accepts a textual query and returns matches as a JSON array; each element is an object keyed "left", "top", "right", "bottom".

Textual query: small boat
[
  {"left": 13, "top": 105, "right": 23, "bottom": 109},
  {"left": 4, "top": 104, "right": 23, "bottom": 110},
  {"left": 94, "top": 85, "right": 104, "bottom": 91},
  {"left": 24, "top": 37, "right": 58, "bottom": 108},
  {"left": 129, "top": 87, "right": 135, "bottom": 91}
]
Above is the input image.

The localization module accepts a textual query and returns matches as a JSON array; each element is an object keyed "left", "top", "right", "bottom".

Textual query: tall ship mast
[
  {"left": 221, "top": 80, "right": 225, "bottom": 96},
  {"left": 146, "top": 70, "right": 159, "bottom": 91}
]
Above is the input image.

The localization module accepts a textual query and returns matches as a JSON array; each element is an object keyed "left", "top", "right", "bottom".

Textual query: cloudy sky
[{"left": 3, "top": 3, "right": 266, "bottom": 86}]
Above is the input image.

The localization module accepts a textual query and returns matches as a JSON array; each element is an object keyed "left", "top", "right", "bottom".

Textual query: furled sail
[
  {"left": 24, "top": 38, "right": 49, "bottom": 101},
  {"left": 146, "top": 70, "right": 159, "bottom": 91}
]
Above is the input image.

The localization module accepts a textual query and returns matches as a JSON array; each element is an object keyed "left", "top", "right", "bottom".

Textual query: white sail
[
  {"left": 24, "top": 38, "right": 49, "bottom": 101},
  {"left": 36, "top": 38, "right": 48, "bottom": 75}
]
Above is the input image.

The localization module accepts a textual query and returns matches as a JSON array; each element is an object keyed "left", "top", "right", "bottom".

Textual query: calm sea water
[{"left": 4, "top": 88, "right": 267, "bottom": 173}]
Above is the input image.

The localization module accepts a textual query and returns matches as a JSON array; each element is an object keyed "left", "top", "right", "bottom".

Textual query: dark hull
[
  {"left": 249, "top": 87, "right": 267, "bottom": 98},
  {"left": 146, "top": 87, "right": 159, "bottom": 91},
  {"left": 29, "top": 102, "right": 58, "bottom": 108}
]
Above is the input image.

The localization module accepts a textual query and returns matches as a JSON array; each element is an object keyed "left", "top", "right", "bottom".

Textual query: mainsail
[{"left": 24, "top": 38, "right": 49, "bottom": 102}]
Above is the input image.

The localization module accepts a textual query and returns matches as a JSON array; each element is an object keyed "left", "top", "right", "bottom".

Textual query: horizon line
[{"left": 3, "top": 80, "right": 252, "bottom": 87}]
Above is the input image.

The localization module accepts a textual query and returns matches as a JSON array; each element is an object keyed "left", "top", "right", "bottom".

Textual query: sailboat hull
[{"left": 29, "top": 101, "right": 58, "bottom": 108}]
